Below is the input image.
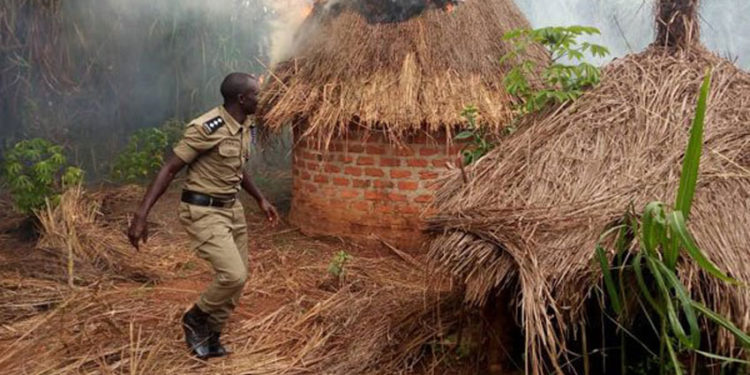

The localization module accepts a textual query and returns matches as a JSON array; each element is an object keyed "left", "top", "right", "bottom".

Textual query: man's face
[
  {"left": 238, "top": 87, "right": 258, "bottom": 115},
  {"left": 237, "top": 76, "right": 260, "bottom": 115}
]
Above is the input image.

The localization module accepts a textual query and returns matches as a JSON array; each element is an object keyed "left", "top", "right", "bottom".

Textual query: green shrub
[
  {"left": 159, "top": 118, "right": 186, "bottom": 148},
  {"left": 2, "top": 138, "right": 84, "bottom": 214},
  {"left": 111, "top": 127, "right": 169, "bottom": 183},
  {"left": 501, "top": 26, "right": 609, "bottom": 114},
  {"left": 458, "top": 26, "right": 609, "bottom": 166}
]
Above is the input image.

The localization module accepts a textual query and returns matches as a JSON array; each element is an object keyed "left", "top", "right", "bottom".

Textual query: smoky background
[
  {"left": 0, "top": 0, "right": 290, "bottom": 180},
  {"left": 0, "top": 0, "right": 748, "bottom": 183}
]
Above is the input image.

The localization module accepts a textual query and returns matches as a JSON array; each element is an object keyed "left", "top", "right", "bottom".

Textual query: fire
[
  {"left": 444, "top": 3, "right": 454, "bottom": 13},
  {"left": 301, "top": 1, "right": 314, "bottom": 18}
]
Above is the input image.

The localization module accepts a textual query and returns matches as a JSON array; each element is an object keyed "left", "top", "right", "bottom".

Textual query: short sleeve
[{"left": 173, "top": 124, "right": 220, "bottom": 164}]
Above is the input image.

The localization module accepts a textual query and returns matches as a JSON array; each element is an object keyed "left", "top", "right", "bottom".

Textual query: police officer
[{"left": 127, "top": 72, "right": 279, "bottom": 359}]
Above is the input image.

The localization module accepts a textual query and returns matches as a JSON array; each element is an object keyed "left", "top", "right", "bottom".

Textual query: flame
[
  {"left": 445, "top": 3, "right": 454, "bottom": 13},
  {"left": 301, "top": 4, "right": 313, "bottom": 18},
  {"left": 302, "top": 0, "right": 328, "bottom": 19}
]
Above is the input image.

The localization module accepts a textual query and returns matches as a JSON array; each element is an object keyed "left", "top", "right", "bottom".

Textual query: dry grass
[
  {"left": 428, "top": 44, "right": 750, "bottom": 374},
  {"left": 0, "top": 187, "right": 464, "bottom": 374},
  {"left": 258, "top": 0, "right": 548, "bottom": 147},
  {"left": 36, "top": 187, "right": 164, "bottom": 284}
]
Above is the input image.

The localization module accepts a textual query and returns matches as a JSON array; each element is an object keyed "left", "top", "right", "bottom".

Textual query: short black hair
[{"left": 220, "top": 73, "right": 257, "bottom": 103}]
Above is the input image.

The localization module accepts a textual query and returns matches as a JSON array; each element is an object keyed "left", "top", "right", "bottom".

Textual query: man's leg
[
  {"left": 180, "top": 204, "right": 248, "bottom": 356},
  {"left": 230, "top": 202, "right": 249, "bottom": 306},
  {"left": 179, "top": 205, "right": 239, "bottom": 358},
  {"left": 194, "top": 227, "right": 248, "bottom": 332},
  {"left": 206, "top": 203, "right": 250, "bottom": 356}
]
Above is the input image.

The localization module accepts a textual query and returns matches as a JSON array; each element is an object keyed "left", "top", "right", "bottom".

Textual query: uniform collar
[{"left": 219, "top": 105, "right": 243, "bottom": 135}]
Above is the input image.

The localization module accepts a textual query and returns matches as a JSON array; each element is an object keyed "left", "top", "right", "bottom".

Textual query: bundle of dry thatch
[
  {"left": 35, "top": 187, "right": 163, "bottom": 283},
  {"left": 427, "top": 1, "right": 750, "bottom": 373},
  {"left": 259, "top": 0, "right": 547, "bottom": 146}
]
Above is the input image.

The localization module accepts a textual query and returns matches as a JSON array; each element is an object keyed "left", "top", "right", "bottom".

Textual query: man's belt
[{"left": 181, "top": 190, "right": 236, "bottom": 208}]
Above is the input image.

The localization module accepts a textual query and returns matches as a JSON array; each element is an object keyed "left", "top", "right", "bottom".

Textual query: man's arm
[
  {"left": 127, "top": 155, "right": 186, "bottom": 249},
  {"left": 241, "top": 169, "right": 279, "bottom": 224}
]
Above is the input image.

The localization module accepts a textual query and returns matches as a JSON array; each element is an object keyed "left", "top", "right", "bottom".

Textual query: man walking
[{"left": 127, "top": 73, "right": 278, "bottom": 359}]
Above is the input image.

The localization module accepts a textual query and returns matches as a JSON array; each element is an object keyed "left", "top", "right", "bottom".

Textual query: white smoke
[{"left": 265, "top": 0, "right": 315, "bottom": 65}]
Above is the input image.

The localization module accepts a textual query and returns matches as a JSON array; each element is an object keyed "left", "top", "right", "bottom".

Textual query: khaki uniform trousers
[{"left": 179, "top": 200, "right": 248, "bottom": 332}]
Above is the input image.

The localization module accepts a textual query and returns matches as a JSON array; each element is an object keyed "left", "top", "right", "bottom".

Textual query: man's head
[{"left": 221, "top": 73, "right": 259, "bottom": 115}]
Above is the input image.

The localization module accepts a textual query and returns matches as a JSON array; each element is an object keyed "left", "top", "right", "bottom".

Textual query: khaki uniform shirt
[{"left": 173, "top": 106, "right": 252, "bottom": 197}]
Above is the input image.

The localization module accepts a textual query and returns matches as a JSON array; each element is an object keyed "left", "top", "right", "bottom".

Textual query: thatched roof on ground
[
  {"left": 427, "top": 43, "right": 750, "bottom": 373},
  {"left": 259, "top": 0, "right": 547, "bottom": 145}
]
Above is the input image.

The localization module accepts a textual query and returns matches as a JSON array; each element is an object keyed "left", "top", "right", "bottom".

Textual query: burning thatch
[
  {"left": 427, "top": 1, "right": 750, "bottom": 373},
  {"left": 259, "top": 0, "right": 547, "bottom": 146}
]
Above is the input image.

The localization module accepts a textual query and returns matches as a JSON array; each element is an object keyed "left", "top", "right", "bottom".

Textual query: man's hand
[
  {"left": 127, "top": 213, "right": 149, "bottom": 250},
  {"left": 259, "top": 199, "right": 279, "bottom": 225},
  {"left": 127, "top": 155, "right": 185, "bottom": 251}
]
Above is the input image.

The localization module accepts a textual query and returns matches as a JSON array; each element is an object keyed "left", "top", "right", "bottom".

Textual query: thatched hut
[
  {"left": 428, "top": 0, "right": 750, "bottom": 373},
  {"left": 259, "top": 0, "right": 546, "bottom": 251}
]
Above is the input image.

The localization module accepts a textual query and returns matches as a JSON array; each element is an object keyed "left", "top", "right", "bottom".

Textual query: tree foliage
[
  {"left": 459, "top": 26, "right": 609, "bottom": 165},
  {"left": 501, "top": 25, "right": 610, "bottom": 114}
]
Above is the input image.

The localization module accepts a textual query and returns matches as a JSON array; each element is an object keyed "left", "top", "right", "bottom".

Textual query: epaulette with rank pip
[{"left": 202, "top": 116, "right": 225, "bottom": 134}]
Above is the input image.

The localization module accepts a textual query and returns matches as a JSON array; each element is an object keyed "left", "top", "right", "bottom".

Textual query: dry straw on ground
[
  {"left": 428, "top": 42, "right": 750, "bottom": 374},
  {"left": 0, "top": 188, "right": 462, "bottom": 374},
  {"left": 258, "top": 0, "right": 547, "bottom": 147}
]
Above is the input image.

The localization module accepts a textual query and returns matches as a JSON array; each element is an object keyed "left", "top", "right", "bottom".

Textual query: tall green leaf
[
  {"left": 675, "top": 71, "right": 712, "bottom": 217},
  {"left": 597, "top": 244, "right": 622, "bottom": 314},
  {"left": 668, "top": 212, "right": 736, "bottom": 284},
  {"left": 654, "top": 260, "right": 701, "bottom": 348},
  {"left": 691, "top": 301, "right": 750, "bottom": 347}
]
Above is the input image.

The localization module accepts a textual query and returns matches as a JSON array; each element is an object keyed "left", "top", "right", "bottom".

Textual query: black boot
[
  {"left": 208, "top": 331, "right": 228, "bottom": 358},
  {"left": 182, "top": 305, "right": 211, "bottom": 359}
]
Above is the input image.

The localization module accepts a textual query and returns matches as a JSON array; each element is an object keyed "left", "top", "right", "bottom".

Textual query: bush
[
  {"left": 458, "top": 26, "right": 610, "bottom": 166},
  {"left": 111, "top": 127, "right": 169, "bottom": 183},
  {"left": 2, "top": 138, "right": 84, "bottom": 214},
  {"left": 501, "top": 26, "right": 610, "bottom": 114},
  {"left": 159, "top": 118, "right": 186, "bottom": 148}
]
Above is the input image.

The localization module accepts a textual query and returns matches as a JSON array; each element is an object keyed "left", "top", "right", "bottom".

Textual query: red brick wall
[{"left": 290, "top": 131, "right": 463, "bottom": 251}]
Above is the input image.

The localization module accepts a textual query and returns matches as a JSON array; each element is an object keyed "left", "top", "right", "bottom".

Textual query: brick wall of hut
[{"left": 290, "top": 128, "right": 464, "bottom": 251}]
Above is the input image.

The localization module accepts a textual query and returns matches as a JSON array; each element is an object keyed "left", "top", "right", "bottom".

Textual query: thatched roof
[
  {"left": 427, "top": 6, "right": 750, "bottom": 372},
  {"left": 258, "top": 0, "right": 547, "bottom": 145}
]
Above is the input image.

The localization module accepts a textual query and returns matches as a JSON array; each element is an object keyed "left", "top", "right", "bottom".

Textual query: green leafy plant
[
  {"left": 596, "top": 72, "right": 750, "bottom": 374},
  {"left": 111, "top": 128, "right": 169, "bottom": 183},
  {"left": 457, "top": 26, "right": 610, "bottom": 166},
  {"left": 327, "top": 251, "right": 352, "bottom": 279},
  {"left": 501, "top": 26, "right": 609, "bottom": 114},
  {"left": 2, "top": 138, "right": 84, "bottom": 214},
  {"left": 159, "top": 118, "right": 186, "bottom": 148},
  {"left": 456, "top": 105, "right": 496, "bottom": 165}
]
